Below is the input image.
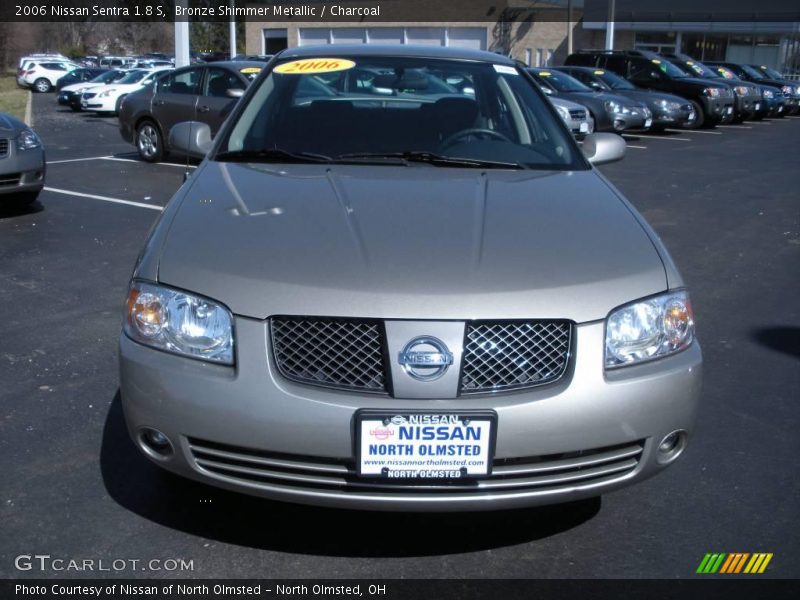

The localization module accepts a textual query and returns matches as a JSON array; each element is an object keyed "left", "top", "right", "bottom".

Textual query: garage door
[{"left": 297, "top": 27, "right": 487, "bottom": 50}]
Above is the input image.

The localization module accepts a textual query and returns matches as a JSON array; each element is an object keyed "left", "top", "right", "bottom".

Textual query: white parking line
[
  {"left": 43, "top": 187, "right": 163, "bottom": 211},
  {"left": 626, "top": 145, "right": 647, "bottom": 149},
  {"left": 100, "top": 156, "right": 197, "bottom": 169},
  {"left": 47, "top": 156, "right": 111, "bottom": 165},
  {"left": 623, "top": 134, "right": 691, "bottom": 142},
  {"left": 664, "top": 128, "right": 722, "bottom": 135},
  {"left": 750, "top": 121, "right": 772, "bottom": 125},
  {"left": 717, "top": 124, "right": 752, "bottom": 129}
]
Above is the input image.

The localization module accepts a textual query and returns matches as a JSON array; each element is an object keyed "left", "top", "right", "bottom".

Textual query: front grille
[
  {"left": 460, "top": 321, "right": 571, "bottom": 393},
  {"left": 82, "top": 92, "right": 96, "bottom": 100},
  {"left": 568, "top": 108, "right": 585, "bottom": 120},
  {"left": 271, "top": 317, "right": 387, "bottom": 393},
  {"left": 0, "top": 139, "right": 8, "bottom": 158},
  {"left": 188, "top": 437, "right": 644, "bottom": 496}
]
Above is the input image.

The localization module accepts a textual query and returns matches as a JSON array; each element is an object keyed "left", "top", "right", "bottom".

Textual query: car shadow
[
  {"left": 750, "top": 326, "right": 800, "bottom": 359},
  {"left": 0, "top": 199, "right": 43, "bottom": 219},
  {"left": 101, "top": 390, "right": 602, "bottom": 557}
]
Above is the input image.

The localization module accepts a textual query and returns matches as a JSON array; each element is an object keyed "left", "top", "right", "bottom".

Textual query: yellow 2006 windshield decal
[{"left": 274, "top": 58, "right": 356, "bottom": 75}]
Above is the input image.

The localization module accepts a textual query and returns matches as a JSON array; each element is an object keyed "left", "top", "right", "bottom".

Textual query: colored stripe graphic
[{"left": 699, "top": 552, "right": 773, "bottom": 574}]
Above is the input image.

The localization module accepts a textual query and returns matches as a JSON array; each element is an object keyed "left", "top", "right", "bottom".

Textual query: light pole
[
  {"left": 229, "top": 0, "right": 237, "bottom": 58},
  {"left": 605, "top": 0, "right": 616, "bottom": 50},
  {"left": 174, "top": 0, "right": 190, "bottom": 67}
]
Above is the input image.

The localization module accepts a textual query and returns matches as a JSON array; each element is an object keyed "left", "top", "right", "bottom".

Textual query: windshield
[
  {"left": 595, "top": 70, "right": 636, "bottom": 90},
  {"left": 529, "top": 69, "right": 591, "bottom": 92},
  {"left": 91, "top": 70, "right": 125, "bottom": 84},
  {"left": 759, "top": 66, "right": 784, "bottom": 79},
  {"left": 115, "top": 70, "right": 149, "bottom": 85},
  {"left": 740, "top": 64, "right": 766, "bottom": 80},
  {"left": 221, "top": 56, "right": 584, "bottom": 171},
  {"left": 677, "top": 58, "right": 718, "bottom": 78},
  {"left": 713, "top": 66, "right": 737, "bottom": 80},
  {"left": 651, "top": 58, "right": 690, "bottom": 78}
]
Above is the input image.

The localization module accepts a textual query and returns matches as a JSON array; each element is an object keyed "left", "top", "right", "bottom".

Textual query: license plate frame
[{"left": 355, "top": 410, "right": 497, "bottom": 480}]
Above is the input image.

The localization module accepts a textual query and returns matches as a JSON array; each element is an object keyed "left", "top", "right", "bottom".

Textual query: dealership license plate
[
  {"left": 357, "top": 412, "right": 495, "bottom": 479},
  {"left": 644, "top": 118, "right": 652, "bottom": 128},
  {"left": 726, "top": 106, "right": 733, "bottom": 115},
  {"left": 579, "top": 122, "right": 589, "bottom": 133},
  {"left": 755, "top": 102, "right": 761, "bottom": 110}
]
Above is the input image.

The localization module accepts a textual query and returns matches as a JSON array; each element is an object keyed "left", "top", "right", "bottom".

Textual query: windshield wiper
[
  {"left": 215, "top": 148, "right": 333, "bottom": 164},
  {"left": 337, "top": 151, "right": 523, "bottom": 169}
]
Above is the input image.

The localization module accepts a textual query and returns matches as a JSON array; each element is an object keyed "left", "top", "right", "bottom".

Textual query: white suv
[{"left": 20, "top": 61, "right": 79, "bottom": 93}]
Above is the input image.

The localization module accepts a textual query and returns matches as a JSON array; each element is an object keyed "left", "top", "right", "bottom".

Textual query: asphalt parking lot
[{"left": 1, "top": 92, "right": 798, "bottom": 579}]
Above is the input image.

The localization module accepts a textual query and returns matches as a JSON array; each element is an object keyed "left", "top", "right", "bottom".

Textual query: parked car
[
  {"left": 565, "top": 49, "right": 734, "bottom": 128},
  {"left": 120, "top": 45, "right": 701, "bottom": 512},
  {"left": 19, "top": 60, "right": 80, "bottom": 93},
  {"left": 55, "top": 68, "right": 110, "bottom": 92},
  {"left": 555, "top": 66, "right": 695, "bottom": 131},
  {"left": 527, "top": 67, "right": 651, "bottom": 132},
  {"left": 707, "top": 64, "right": 785, "bottom": 119},
  {"left": 705, "top": 62, "right": 800, "bottom": 115},
  {"left": 58, "top": 70, "right": 128, "bottom": 111},
  {"left": 549, "top": 95, "right": 595, "bottom": 138},
  {"left": 661, "top": 54, "right": 761, "bottom": 122},
  {"left": 119, "top": 61, "right": 265, "bottom": 162},
  {"left": 0, "top": 112, "right": 45, "bottom": 205},
  {"left": 81, "top": 68, "right": 172, "bottom": 115}
]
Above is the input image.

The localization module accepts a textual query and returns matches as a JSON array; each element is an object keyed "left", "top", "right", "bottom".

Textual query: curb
[{"left": 24, "top": 90, "right": 32, "bottom": 126}]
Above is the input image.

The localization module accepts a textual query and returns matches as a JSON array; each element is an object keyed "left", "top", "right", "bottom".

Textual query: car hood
[
  {"left": 614, "top": 89, "right": 688, "bottom": 105},
  {"left": 156, "top": 162, "right": 668, "bottom": 323},
  {"left": 0, "top": 113, "right": 24, "bottom": 134},
  {"left": 62, "top": 81, "right": 106, "bottom": 93},
  {"left": 562, "top": 90, "right": 641, "bottom": 108}
]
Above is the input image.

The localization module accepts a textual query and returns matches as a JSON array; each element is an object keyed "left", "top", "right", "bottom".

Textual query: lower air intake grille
[
  {"left": 271, "top": 317, "right": 387, "bottom": 394},
  {"left": 460, "top": 321, "right": 571, "bottom": 393}
]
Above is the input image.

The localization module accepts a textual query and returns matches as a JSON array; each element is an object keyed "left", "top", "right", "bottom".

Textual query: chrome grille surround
[
  {"left": 270, "top": 316, "right": 388, "bottom": 394},
  {"left": 568, "top": 108, "right": 586, "bottom": 120},
  {"left": 460, "top": 321, "right": 572, "bottom": 394},
  {"left": 187, "top": 437, "right": 644, "bottom": 495},
  {"left": 0, "top": 139, "right": 9, "bottom": 158}
]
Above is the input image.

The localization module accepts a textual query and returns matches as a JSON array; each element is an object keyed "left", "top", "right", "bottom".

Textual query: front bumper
[
  {"left": 700, "top": 96, "right": 734, "bottom": 122},
  {"left": 81, "top": 95, "right": 116, "bottom": 112},
  {"left": 120, "top": 318, "right": 703, "bottom": 511},
  {"left": 651, "top": 105, "right": 695, "bottom": 127},
  {"left": 0, "top": 145, "right": 46, "bottom": 196}
]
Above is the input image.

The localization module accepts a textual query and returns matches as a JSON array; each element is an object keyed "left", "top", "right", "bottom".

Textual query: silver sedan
[
  {"left": 120, "top": 46, "right": 701, "bottom": 511},
  {"left": 0, "top": 113, "right": 45, "bottom": 205}
]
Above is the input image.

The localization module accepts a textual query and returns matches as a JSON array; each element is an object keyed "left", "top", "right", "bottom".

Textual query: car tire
[
  {"left": 686, "top": 100, "right": 705, "bottom": 129},
  {"left": 33, "top": 78, "right": 51, "bottom": 93},
  {"left": 136, "top": 120, "right": 165, "bottom": 163},
  {"left": 114, "top": 94, "right": 127, "bottom": 116},
  {"left": 69, "top": 103, "right": 81, "bottom": 112}
]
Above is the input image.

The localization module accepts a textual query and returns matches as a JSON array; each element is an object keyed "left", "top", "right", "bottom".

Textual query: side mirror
[
  {"left": 540, "top": 85, "right": 553, "bottom": 96},
  {"left": 168, "top": 121, "right": 213, "bottom": 157},
  {"left": 226, "top": 88, "right": 244, "bottom": 98},
  {"left": 582, "top": 133, "right": 626, "bottom": 165}
]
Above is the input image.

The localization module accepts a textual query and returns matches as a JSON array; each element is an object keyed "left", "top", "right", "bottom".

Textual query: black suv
[
  {"left": 704, "top": 62, "right": 800, "bottom": 115},
  {"left": 565, "top": 49, "right": 734, "bottom": 127}
]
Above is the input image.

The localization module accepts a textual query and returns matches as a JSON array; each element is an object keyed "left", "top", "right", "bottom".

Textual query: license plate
[
  {"left": 688, "top": 111, "right": 696, "bottom": 120},
  {"left": 755, "top": 102, "right": 761, "bottom": 110},
  {"left": 356, "top": 411, "right": 496, "bottom": 479},
  {"left": 645, "top": 118, "right": 652, "bottom": 128},
  {"left": 579, "top": 122, "right": 589, "bottom": 133},
  {"left": 726, "top": 106, "right": 733, "bottom": 115}
]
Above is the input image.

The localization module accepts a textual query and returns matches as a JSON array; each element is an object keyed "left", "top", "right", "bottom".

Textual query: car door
[
  {"left": 151, "top": 67, "right": 202, "bottom": 138},
  {"left": 196, "top": 67, "right": 248, "bottom": 135}
]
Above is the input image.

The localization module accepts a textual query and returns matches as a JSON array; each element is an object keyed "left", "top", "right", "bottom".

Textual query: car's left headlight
[
  {"left": 555, "top": 103, "right": 571, "bottom": 123},
  {"left": 605, "top": 290, "right": 695, "bottom": 369},
  {"left": 124, "top": 281, "right": 235, "bottom": 365},
  {"left": 98, "top": 88, "right": 115, "bottom": 98},
  {"left": 734, "top": 85, "right": 748, "bottom": 96},
  {"left": 16, "top": 129, "right": 41, "bottom": 150}
]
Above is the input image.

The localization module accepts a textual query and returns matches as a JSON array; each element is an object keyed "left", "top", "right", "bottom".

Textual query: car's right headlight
[
  {"left": 703, "top": 87, "right": 720, "bottom": 98},
  {"left": 124, "top": 281, "right": 235, "bottom": 365},
  {"left": 98, "top": 88, "right": 115, "bottom": 98},
  {"left": 555, "top": 103, "right": 571, "bottom": 123},
  {"left": 605, "top": 290, "right": 695, "bottom": 369},
  {"left": 762, "top": 89, "right": 774, "bottom": 99}
]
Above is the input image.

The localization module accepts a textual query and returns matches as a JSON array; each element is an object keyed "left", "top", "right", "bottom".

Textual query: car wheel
[
  {"left": 114, "top": 94, "right": 127, "bottom": 116},
  {"left": 69, "top": 103, "right": 81, "bottom": 112},
  {"left": 33, "top": 78, "right": 51, "bottom": 93},
  {"left": 137, "top": 121, "right": 164, "bottom": 163}
]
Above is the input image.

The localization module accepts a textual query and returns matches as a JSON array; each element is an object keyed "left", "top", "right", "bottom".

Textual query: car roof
[
  {"left": 197, "top": 60, "right": 270, "bottom": 69},
  {"left": 277, "top": 44, "right": 515, "bottom": 65}
]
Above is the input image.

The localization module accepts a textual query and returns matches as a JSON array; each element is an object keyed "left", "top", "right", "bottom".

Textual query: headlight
[
  {"left": 16, "top": 129, "right": 41, "bottom": 150},
  {"left": 734, "top": 85, "right": 748, "bottom": 96},
  {"left": 555, "top": 104, "right": 570, "bottom": 123},
  {"left": 703, "top": 87, "right": 720, "bottom": 97},
  {"left": 98, "top": 89, "right": 115, "bottom": 98},
  {"left": 124, "top": 281, "right": 235, "bottom": 365},
  {"left": 781, "top": 85, "right": 792, "bottom": 95},
  {"left": 605, "top": 290, "right": 695, "bottom": 368},
  {"left": 762, "top": 89, "right": 774, "bottom": 99},
  {"left": 604, "top": 100, "right": 631, "bottom": 114}
]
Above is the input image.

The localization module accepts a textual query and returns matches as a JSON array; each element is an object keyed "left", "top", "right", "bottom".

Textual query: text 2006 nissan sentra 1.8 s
[{"left": 120, "top": 46, "right": 702, "bottom": 511}]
